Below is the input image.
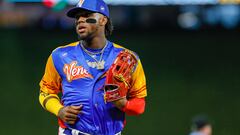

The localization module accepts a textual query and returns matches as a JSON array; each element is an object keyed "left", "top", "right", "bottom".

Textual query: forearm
[
  {"left": 118, "top": 98, "right": 146, "bottom": 116},
  {"left": 39, "top": 91, "right": 63, "bottom": 116}
]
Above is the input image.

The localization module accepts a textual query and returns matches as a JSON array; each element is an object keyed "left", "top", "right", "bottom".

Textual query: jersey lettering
[{"left": 63, "top": 61, "right": 93, "bottom": 82}]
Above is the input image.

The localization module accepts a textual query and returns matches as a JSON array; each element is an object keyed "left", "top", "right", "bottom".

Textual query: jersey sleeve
[
  {"left": 39, "top": 54, "right": 62, "bottom": 94},
  {"left": 128, "top": 59, "right": 147, "bottom": 98}
]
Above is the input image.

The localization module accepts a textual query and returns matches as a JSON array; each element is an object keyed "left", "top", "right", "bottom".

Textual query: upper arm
[
  {"left": 128, "top": 59, "right": 147, "bottom": 98},
  {"left": 39, "top": 54, "right": 62, "bottom": 94}
]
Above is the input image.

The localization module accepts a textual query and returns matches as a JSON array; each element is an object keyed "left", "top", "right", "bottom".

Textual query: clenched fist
[{"left": 58, "top": 105, "right": 83, "bottom": 124}]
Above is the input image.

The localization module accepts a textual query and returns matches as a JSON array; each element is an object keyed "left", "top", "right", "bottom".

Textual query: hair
[
  {"left": 105, "top": 18, "right": 113, "bottom": 37},
  {"left": 191, "top": 115, "right": 210, "bottom": 131}
]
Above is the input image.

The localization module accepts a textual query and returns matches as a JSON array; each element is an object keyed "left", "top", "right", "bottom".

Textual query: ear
[{"left": 99, "top": 16, "right": 108, "bottom": 26}]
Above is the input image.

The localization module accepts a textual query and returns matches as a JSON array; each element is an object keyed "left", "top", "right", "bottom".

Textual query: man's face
[
  {"left": 75, "top": 11, "right": 100, "bottom": 40},
  {"left": 200, "top": 125, "right": 212, "bottom": 135}
]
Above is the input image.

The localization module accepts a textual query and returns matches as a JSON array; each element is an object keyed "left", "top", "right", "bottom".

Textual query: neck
[{"left": 82, "top": 36, "right": 107, "bottom": 49}]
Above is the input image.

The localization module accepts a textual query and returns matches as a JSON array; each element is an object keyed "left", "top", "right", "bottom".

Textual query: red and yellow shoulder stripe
[{"left": 53, "top": 41, "right": 79, "bottom": 52}]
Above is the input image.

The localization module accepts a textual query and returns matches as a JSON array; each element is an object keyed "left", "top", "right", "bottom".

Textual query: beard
[
  {"left": 77, "top": 33, "right": 88, "bottom": 40},
  {"left": 77, "top": 32, "right": 94, "bottom": 41}
]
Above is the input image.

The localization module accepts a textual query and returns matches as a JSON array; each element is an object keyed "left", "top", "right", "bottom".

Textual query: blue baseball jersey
[{"left": 40, "top": 41, "right": 147, "bottom": 135}]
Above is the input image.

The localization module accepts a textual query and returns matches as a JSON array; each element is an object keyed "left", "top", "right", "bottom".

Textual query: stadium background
[{"left": 0, "top": 0, "right": 240, "bottom": 135}]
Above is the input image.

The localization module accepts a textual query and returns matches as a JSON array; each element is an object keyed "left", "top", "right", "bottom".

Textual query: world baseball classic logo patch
[{"left": 63, "top": 61, "right": 93, "bottom": 82}]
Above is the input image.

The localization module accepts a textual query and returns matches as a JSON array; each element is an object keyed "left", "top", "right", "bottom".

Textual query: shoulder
[
  {"left": 53, "top": 41, "right": 79, "bottom": 52},
  {"left": 51, "top": 41, "right": 79, "bottom": 56},
  {"left": 112, "top": 42, "right": 140, "bottom": 60}
]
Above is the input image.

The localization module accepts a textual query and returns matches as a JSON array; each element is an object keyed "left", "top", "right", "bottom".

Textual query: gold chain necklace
[{"left": 80, "top": 41, "right": 108, "bottom": 70}]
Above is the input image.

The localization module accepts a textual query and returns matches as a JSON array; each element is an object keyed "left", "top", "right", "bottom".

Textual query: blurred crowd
[{"left": 1, "top": 1, "right": 240, "bottom": 31}]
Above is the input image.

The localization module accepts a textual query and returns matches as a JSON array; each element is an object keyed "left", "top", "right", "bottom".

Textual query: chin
[
  {"left": 78, "top": 34, "right": 88, "bottom": 40},
  {"left": 78, "top": 33, "right": 95, "bottom": 41}
]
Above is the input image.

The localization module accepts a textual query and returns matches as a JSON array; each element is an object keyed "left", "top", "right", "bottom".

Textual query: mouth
[{"left": 77, "top": 26, "right": 87, "bottom": 33}]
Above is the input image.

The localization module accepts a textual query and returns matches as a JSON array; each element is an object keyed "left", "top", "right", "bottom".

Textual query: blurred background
[{"left": 1, "top": 0, "right": 240, "bottom": 135}]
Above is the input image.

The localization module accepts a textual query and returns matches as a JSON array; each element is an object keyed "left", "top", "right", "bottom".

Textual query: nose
[{"left": 76, "top": 16, "right": 87, "bottom": 24}]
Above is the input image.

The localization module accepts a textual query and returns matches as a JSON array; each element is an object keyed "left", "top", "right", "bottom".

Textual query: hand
[
  {"left": 104, "top": 50, "right": 137, "bottom": 102},
  {"left": 112, "top": 97, "right": 127, "bottom": 110},
  {"left": 57, "top": 105, "right": 83, "bottom": 124}
]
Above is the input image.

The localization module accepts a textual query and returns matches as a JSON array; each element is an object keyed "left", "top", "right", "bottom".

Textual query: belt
[{"left": 59, "top": 127, "right": 121, "bottom": 135}]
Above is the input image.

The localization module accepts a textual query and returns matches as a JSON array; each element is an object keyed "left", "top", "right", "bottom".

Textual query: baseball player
[
  {"left": 189, "top": 115, "right": 212, "bottom": 135},
  {"left": 39, "top": 0, "right": 147, "bottom": 135}
]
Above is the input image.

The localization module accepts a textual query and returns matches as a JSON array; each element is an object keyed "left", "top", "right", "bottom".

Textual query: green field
[{"left": 0, "top": 29, "right": 239, "bottom": 135}]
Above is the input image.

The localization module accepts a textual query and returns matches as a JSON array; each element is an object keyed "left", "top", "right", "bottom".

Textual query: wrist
[
  {"left": 113, "top": 98, "right": 128, "bottom": 110},
  {"left": 121, "top": 100, "right": 129, "bottom": 112},
  {"left": 46, "top": 98, "right": 64, "bottom": 116},
  {"left": 57, "top": 106, "right": 64, "bottom": 117}
]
